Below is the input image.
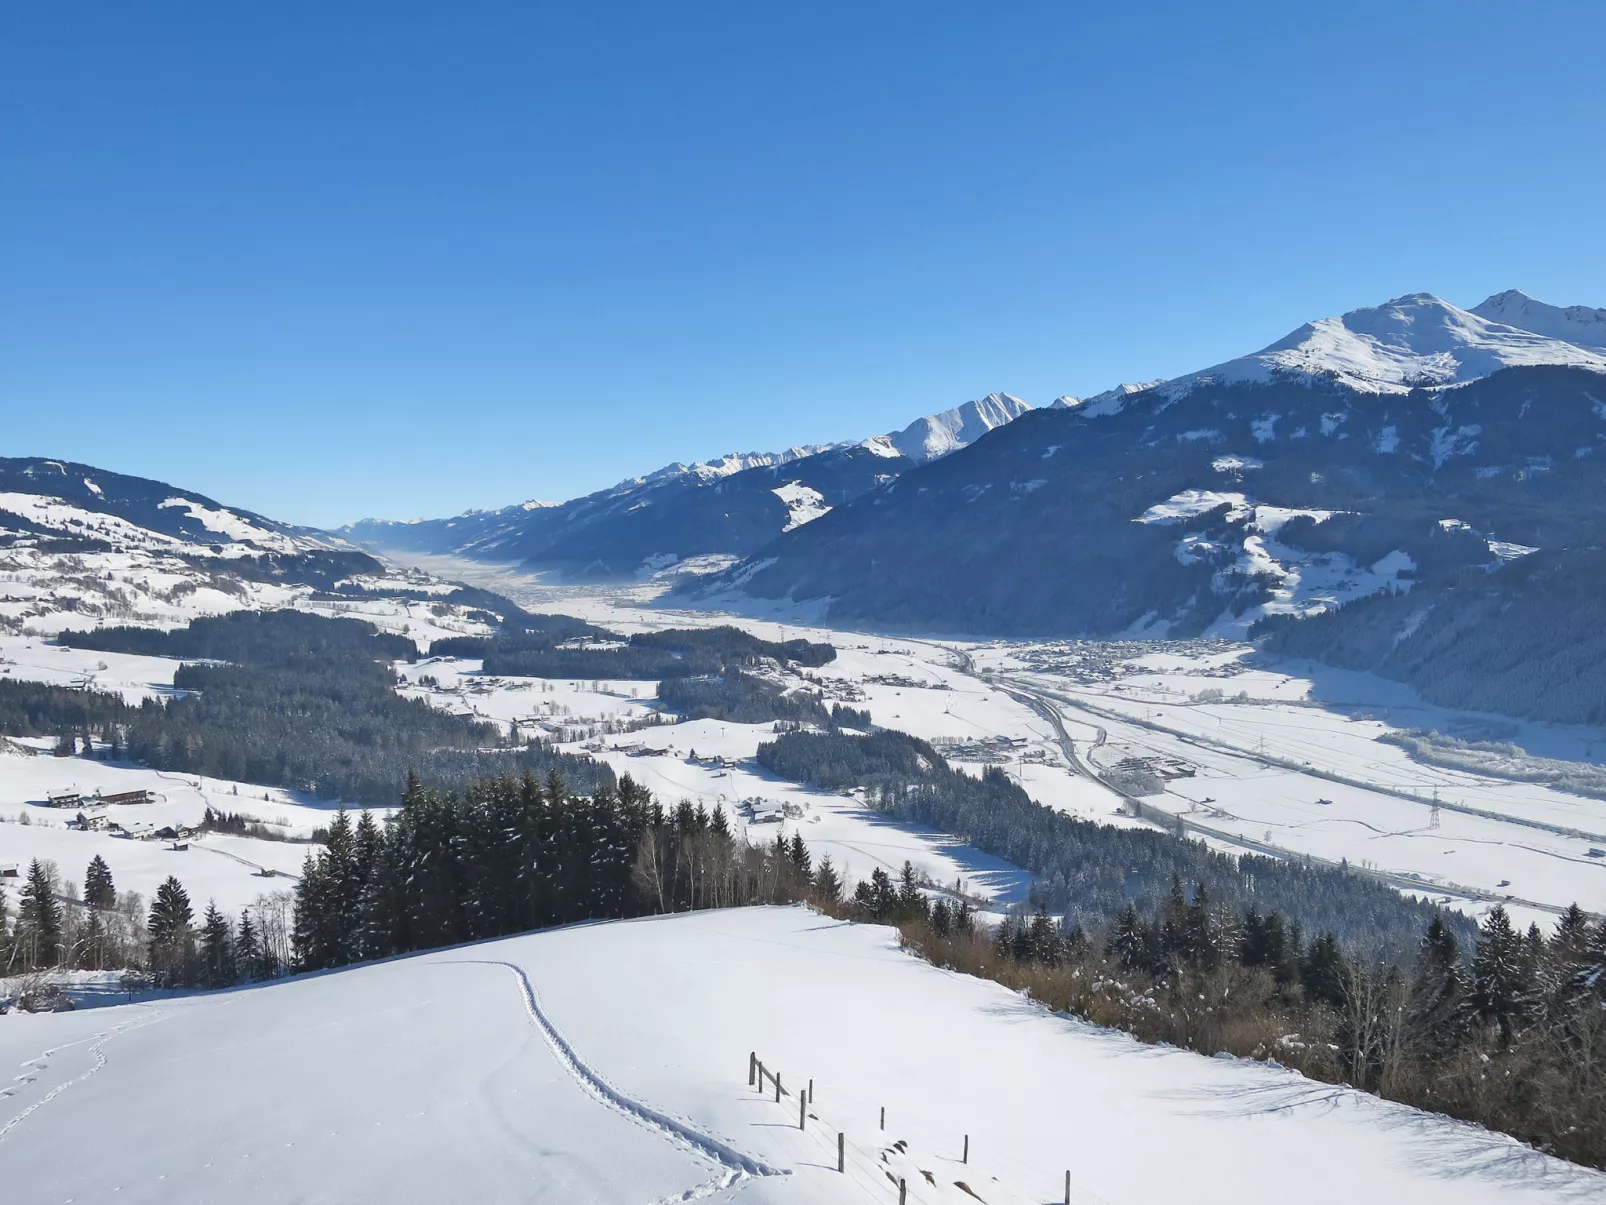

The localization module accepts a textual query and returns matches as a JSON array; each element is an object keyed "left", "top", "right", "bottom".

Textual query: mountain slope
[
  {"left": 343, "top": 394, "right": 1034, "bottom": 578},
  {"left": 6, "top": 907, "right": 1590, "bottom": 1205},
  {"left": 0, "top": 457, "right": 526, "bottom": 642},
  {"left": 693, "top": 360, "right": 1606, "bottom": 638}
]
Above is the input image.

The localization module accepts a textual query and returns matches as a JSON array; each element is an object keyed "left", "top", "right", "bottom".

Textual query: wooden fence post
[
  {"left": 879, "top": 1105, "right": 885, "bottom": 1131},
  {"left": 899, "top": 1178, "right": 907, "bottom": 1204},
  {"left": 963, "top": 1133, "right": 968, "bottom": 1164},
  {"left": 837, "top": 1131, "right": 844, "bottom": 1173},
  {"left": 1065, "top": 1169, "right": 1071, "bottom": 1205},
  {"left": 808, "top": 1077, "right": 814, "bottom": 1104},
  {"left": 755, "top": 1060, "right": 764, "bottom": 1093},
  {"left": 748, "top": 1051, "right": 756, "bottom": 1087},
  {"left": 775, "top": 1072, "right": 782, "bottom": 1103}
]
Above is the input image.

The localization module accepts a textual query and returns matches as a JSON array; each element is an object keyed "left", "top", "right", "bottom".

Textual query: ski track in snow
[
  {"left": 447, "top": 958, "right": 787, "bottom": 1200},
  {"left": 0, "top": 1009, "right": 167, "bottom": 1142}
]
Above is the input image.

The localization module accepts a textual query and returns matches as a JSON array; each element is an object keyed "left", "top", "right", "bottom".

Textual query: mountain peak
[
  {"left": 1471, "top": 289, "right": 1606, "bottom": 352},
  {"left": 887, "top": 393, "right": 1033, "bottom": 463},
  {"left": 1161, "top": 290, "right": 1606, "bottom": 397}
]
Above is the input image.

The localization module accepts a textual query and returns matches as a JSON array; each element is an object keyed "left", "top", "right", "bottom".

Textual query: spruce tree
[
  {"left": 1028, "top": 906, "right": 1061, "bottom": 966},
  {"left": 894, "top": 861, "right": 926, "bottom": 922},
  {"left": 1405, "top": 914, "right": 1466, "bottom": 1058},
  {"left": 1105, "top": 903, "right": 1152, "bottom": 973},
  {"left": 199, "top": 902, "right": 237, "bottom": 988},
  {"left": 1300, "top": 932, "right": 1349, "bottom": 1010},
  {"left": 84, "top": 855, "right": 116, "bottom": 910},
  {"left": 788, "top": 831, "right": 811, "bottom": 876},
  {"left": 17, "top": 859, "right": 63, "bottom": 968},
  {"left": 148, "top": 875, "right": 195, "bottom": 986},
  {"left": 1470, "top": 905, "right": 1533, "bottom": 1047},
  {"left": 236, "top": 910, "right": 262, "bottom": 982},
  {"left": 812, "top": 854, "right": 842, "bottom": 906}
]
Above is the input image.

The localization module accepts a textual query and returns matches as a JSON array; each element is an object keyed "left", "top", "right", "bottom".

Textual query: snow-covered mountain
[
  {"left": 1471, "top": 288, "right": 1606, "bottom": 352},
  {"left": 342, "top": 393, "right": 1037, "bottom": 576},
  {"left": 688, "top": 289, "right": 1606, "bottom": 725},
  {"left": 1159, "top": 291, "right": 1606, "bottom": 398},
  {"left": 616, "top": 443, "right": 849, "bottom": 490},
  {"left": 879, "top": 392, "right": 1033, "bottom": 462}
]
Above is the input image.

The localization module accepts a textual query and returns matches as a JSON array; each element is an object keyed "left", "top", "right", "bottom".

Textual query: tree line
[
  {"left": 472, "top": 624, "right": 835, "bottom": 680},
  {"left": 37, "top": 611, "right": 612, "bottom": 805},
  {"left": 1, "top": 855, "right": 292, "bottom": 1002},
  {"left": 290, "top": 770, "right": 817, "bottom": 971},
  {"left": 756, "top": 726, "right": 1472, "bottom": 957},
  {"left": 883, "top": 877, "right": 1606, "bottom": 1170}
]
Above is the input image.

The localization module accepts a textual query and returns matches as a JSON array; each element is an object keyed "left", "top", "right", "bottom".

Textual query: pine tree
[
  {"left": 866, "top": 866, "right": 895, "bottom": 920},
  {"left": 84, "top": 855, "right": 115, "bottom": 910},
  {"left": 292, "top": 852, "right": 327, "bottom": 971},
  {"left": 812, "top": 854, "right": 842, "bottom": 906},
  {"left": 1028, "top": 906, "right": 1061, "bottom": 966},
  {"left": 17, "top": 859, "right": 62, "bottom": 969},
  {"left": 1105, "top": 903, "right": 1152, "bottom": 972},
  {"left": 199, "top": 902, "right": 237, "bottom": 988},
  {"left": 1470, "top": 904, "right": 1533, "bottom": 1047},
  {"left": 148, "top": 875, "right": 195, "bottom": 986},
  {"left": 894, "top": 861, "right": 926, "bottom": 923},
  {"left": 1405, "top": 914, "right": 1466, "bottom": 1059},
  {"left": 1300, "top": 932, "right": 1349, "bottom": 1010},
  {"left": 788, "top": 831, "right": 811, "bottom": 876},
  {"left": 236, "top": 910, "right": 262, "bottom": 982}
]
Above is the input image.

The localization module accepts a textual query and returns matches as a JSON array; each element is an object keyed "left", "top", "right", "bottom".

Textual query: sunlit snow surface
[{"left": 2, "top": 907, "right": 1598, "bottom": 1205}]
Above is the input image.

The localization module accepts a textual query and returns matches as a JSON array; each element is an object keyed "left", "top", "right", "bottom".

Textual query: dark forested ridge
[
  {"left": 686, "top": 369, "right": 1606, "bottom": 710},
  {"left": 757, "top": 727, "right": 1474, "bottom": 957},
  {"left": 477, "top": 624, "right": 834, "bottom": 679}
]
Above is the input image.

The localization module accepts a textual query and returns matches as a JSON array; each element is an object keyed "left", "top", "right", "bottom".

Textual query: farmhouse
[
  {"left": 99, "top": 788, "right": 154, "bottom": 806},
  {"left": 46, "top": 788, "right": 81, "bottom": 808}
]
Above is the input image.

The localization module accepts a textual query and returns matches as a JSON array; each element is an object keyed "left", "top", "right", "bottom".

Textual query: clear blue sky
[{"left": 4, "top": 2, "right": 1604, "bottom": 528}]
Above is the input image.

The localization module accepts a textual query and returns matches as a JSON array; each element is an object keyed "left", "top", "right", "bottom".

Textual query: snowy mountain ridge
[
  {"left": 883, "top": 391, "right": 1033, "bottom": 462},
  {"left": 1157, "top": 290, "right": 1606, "bottom": 401}
]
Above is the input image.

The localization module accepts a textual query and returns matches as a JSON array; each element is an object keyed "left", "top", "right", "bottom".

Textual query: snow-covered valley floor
[
  {"left": 394, "top": 558, "right": 1606, "bottom": 927},
  {"left": 5, "top": 906, "right": 1599, "bottom": 1205},
  {"left": 7, "top": 555, "right": 1605, "bottom": 932}
]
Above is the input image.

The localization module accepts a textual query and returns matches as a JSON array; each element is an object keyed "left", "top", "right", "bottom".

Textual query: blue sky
[{"left": 4, "top": 2, "right": 1604, "bottom": 528}]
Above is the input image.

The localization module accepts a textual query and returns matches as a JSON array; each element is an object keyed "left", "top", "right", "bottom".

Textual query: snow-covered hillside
[
  {"left": 4, "top": 907, "right": 1593, "bottom": 1205},
  {"left": 0, "top": 457, "right": 506, "bottom": 642}
]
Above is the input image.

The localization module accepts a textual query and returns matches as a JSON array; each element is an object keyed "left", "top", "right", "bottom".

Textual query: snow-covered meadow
[{"left": 2, "top": 906, "right": 1596, "bottom": 1204}]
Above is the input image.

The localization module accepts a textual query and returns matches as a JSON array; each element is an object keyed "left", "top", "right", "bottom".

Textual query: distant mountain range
[
  {"left": 15, "top": 287, "right": 1606, "bottom": 728},
  {"left": 339, "top": 393, "right": 1033, "bottom": 579},
  {"left": 681, "top": 289, "right": 1606, "bottom": 725}
]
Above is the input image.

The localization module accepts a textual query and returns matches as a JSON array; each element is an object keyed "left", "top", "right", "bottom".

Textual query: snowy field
[
  {"left": 0, "top": 741, "right": 341, "bottom": 912},
  {"left": 2, "top": 906, "right": 1597, "bottom": 1205}
]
